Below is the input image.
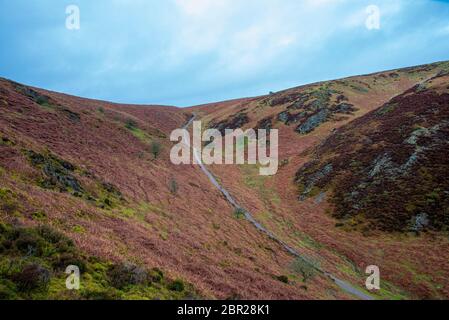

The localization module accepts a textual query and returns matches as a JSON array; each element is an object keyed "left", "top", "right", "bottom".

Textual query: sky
[{"left": 1, "top": 0, "right": 449, "bottom": 107}]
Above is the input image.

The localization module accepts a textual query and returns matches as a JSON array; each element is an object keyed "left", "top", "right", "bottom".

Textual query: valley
[{"left": 1, "top": 60, "right": 449, "bottom": 300}]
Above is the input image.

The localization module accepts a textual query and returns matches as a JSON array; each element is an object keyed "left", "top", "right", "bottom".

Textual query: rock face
[
  {"left": 270, "top": 86, "right": 358, "bottom": 134},
  {"left": 25, "top": 150, "right": 124, "bottom": 207},
  {"left": 210, "top": 112, "right": 249, "bottom": 135},
  {"left": 296, "top": 109, "right": 330, "bottom": 134},
  {"left": 295, "top": 73, "right": 449, "bottom": 232},
  {"left": 297, "top": 163, "right": 333, "bottom": 201},
  {"left": 13, "top": 83, "right": 53, "bottom": 106},
  {"left": 25, "top": 150, "right": 83, "bottom": 193},
  {"left": 257, "top": 117, "right": 273, "bottom": 131}
]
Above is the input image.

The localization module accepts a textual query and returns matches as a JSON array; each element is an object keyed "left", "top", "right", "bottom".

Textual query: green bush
[
  {"left": 0, "top": 280, "right": 18, "bottom": 299},
  {"left": 150, "top": 141, "right": 162, "bottom": 159},
  {"left": 276, "top": 275, "right": 289, "bottom": 284},
  {"left": 290, "top": 257, "right": 319, "bottom": 282},
  {"left": 149, "top": 268, "right": 164, "bottom": 283},
  {"left": 168, "top": 279, "right": 185, "bottom": 292},
  {"left": 233, "top": 208, "right": 246, "bottom": 219},
  {"left": 14, "top": 231, "right": 45, "bottom": 256},
  {"left": 125, "top": 119, "right": 138, "bottom": 130}
]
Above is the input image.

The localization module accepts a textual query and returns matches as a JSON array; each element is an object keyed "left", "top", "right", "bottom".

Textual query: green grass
[
  {"left": 124, "top": 120, "right": 155, "bottom": 145},
  {"left": 241, "top": 164, "right": 281, "bottom": 206}
]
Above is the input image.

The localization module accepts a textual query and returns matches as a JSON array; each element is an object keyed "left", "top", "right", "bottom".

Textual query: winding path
[{"left": 182, "top": 114, "right": 374, "bottom": 300}]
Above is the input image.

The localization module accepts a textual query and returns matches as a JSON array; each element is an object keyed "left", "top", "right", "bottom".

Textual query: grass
[
  {"left": 0, "top": 188, "right": 20, "bottom": 216},
  {"left": 72, "top": 225, "right": 86, "bottom": 234},
  {"left": 241, "top": 164, "right": 281, "bottom": 206},
  {"left": 124, "top": 119, "right": 155, "bottom": 146}
]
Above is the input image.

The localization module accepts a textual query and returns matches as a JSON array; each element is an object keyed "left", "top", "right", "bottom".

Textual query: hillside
[
  {"left": 190, "top": 60, "right": 449, "bottom": 299},
  {"left": 0, "top": 77, "right": 348, "bottom": 299},
  {"left": 1, "top": 60, "right": 449, "bottom": 300}
]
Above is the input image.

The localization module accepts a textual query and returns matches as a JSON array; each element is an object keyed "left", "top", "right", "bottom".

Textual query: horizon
[
  {"left": 2, "top": 58, "right": 448, "bottom": 108},
  {"left": 1, "top": 0, "right": 449, "bottom": 106}
]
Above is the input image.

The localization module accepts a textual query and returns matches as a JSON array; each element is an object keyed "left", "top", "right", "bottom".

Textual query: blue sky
[{"left": 1, "top": 0, "right": 449, "bottom": 107}]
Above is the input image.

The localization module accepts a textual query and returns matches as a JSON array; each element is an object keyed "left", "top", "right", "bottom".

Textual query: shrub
[
  {"left": 37, "top": 225, "right": 73, "bottom": 248},
  {"left": 168, "top": 178, "right": 178, "bottom": 195},
  {"left": 125, "top": 119, "right": 138, "bottom": 130},
  {"left": 168, "top": 279, "right": 185, "bottom": 292},
  {"left": 150, "top": 141, "right": 162, "bottom": 159},
  {"left": 290, "top": 257, "right": 319, "bottom": 282},
  {"left": 13, "top": 263, "right": 50, "bottom": 292},
  {"left": 149, "top": 268, "right": 164, "bottom": 283},
  {"left": 233, "top": 208, "right": 246, "bottom": 219},
  {"left": 108, "top": 263, "right": 148, "bottom": 289},
  {"left": 14, "top": 231, "right": 44, "bottom": 256},
  {"left": 276, "top": 275, "right": 289, "bottom": 284},
  {"left": 36, "top": 96, "right": 50, "bottom": 106},
  {"left": 32, "top": 210, "right": 47, "bottom": 221},
  {"left": 51, "top": 252, "right": 87, "bottom": 273},
  {"left": 0, "top": 280, "right": 18, "bottom": 299},
  {"left": 0, "top": 188, "right": 19, "bottom": 215}
]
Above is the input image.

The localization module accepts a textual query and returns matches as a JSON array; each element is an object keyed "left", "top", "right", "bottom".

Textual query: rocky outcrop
[
  {"left": 272, "top": 86, "right": 358, "bottom": 134},
  {"left": 295, "top": 76, "right": 449, "bottom": 232},
  {"left": 25, "top": 150, "right": 83, "bottom": 194},
  {"left": 210, "top": 112, "right": 249, "bottom": 135},
  {"left": 296, "top": 109, "right": 330, "bottom": 134}
]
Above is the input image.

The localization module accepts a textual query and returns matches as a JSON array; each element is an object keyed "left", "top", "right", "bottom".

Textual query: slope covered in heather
[
  {"left": 0, "top": 77, "right": 350, "bottom": 300},
  {"left": 296, "top": 71, "right": 449, "bottom": 233},
  {"left": 1, "top": 60, "right": 449, "bottom": 300},
  {"left": 189, "top": 60, "right": 449, "bottom": 299}
]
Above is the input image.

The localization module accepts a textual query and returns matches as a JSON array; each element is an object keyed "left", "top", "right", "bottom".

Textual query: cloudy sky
[{"left": 1, "top": 0, "right": 449, "bottom": 106}]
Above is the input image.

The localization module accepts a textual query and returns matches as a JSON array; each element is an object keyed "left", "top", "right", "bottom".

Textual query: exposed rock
[
  {"left": 314, "top": 192, "right": 327, "bottom": 204},
  {"left": 61, "top": 107, "right": 81, "bottom": 122},
  {"left": 297, "top": 163, "right": 333, "bottom": 200},
  {"left": 411, "top": 213, "right": 429, "bottom": 232},
  {"left": 295, "top": 79, "right": 449, "bottom": 232},
  {"left": 25, "top": 150, "right": 83, "bottom": 193},
  {"left": 210, "top": 112, "right": 249, "bottom": 135},
  {"left": 14, "top": 83, "right": 54, "bottom": 106},
  {"left": 369, "top": 154, "right": 393, "bottom": 177},
  {"left": 277, "top": 111, "right": 291, "bottom": 124},
  {"left": 257, "top": 117, "right": 273, "bottom": 131},
  {"left": 296, "top": 109, "right": 329, "bottom": 134}
]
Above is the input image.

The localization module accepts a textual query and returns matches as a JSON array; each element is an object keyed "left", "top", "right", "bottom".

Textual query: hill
[{"left": 1, "top": 60, "right": 449, "bottom": 299}]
